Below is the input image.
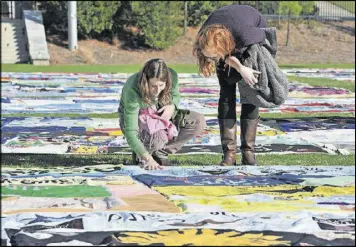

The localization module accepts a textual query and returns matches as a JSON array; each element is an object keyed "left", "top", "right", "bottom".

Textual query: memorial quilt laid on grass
[
  {"left": 1, "top": 71, "right": 355, "bottom": 155},
  {"left": 1, "top": 165, "right": 355, "bottom": 246}
]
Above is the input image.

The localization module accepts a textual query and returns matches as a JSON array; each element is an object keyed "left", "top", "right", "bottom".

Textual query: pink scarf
[{"left": 138, "top": 105, "right": 178, "bottom": 151}]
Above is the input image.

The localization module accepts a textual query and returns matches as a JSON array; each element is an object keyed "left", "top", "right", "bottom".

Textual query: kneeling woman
[{"left": 119, "top": 58, "right": 206, "bottom": 170}]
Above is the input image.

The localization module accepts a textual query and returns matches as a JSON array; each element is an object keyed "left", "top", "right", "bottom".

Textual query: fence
[
  {"left": 239, "top": 1, "right": 355, "bottom": 21},
  {"left": 1, "top": 1, "right": 14, "bottom": 19},
  {"left": 1, "top": 1, "right": 35, "bottom": 19},
  {"left": 14, "top": 1, "right": 355, "bottom": 21}
]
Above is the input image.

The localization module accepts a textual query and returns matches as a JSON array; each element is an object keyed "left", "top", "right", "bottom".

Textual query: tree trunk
[
  {"left": 183, "top": 1, "right": 188, "bottom": 36},
  {"left": 286, "top": 10, "right": 290, "bottom": 46}
]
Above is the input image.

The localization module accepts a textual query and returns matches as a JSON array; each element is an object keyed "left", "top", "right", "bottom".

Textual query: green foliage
[
  {"left": 236, "top": 1, "right": 316, "bottom": 16},
  {"left": 35, "top": 1, "right": 324, "bottom": 49},
  {"left": 186, "top": 1, "right": 317, "bottom": 26},
  {"left": 299, "top": 1, "right": 315, "bottom": 15},
  {"left": 77, "top": 1, "right": 121, "bottom": 38},
  {"left": 276, "top": 1, "right": 316, "bottom": 16},
  {"left": 113, "top": 1, "right": 136, "bottom": 28},
  {"left": 277, "top": 1, "right": 303, "bottom": 16},
  {"left": 256, "top": 1, "right": 280, "bottom": 14},
  {"left": 39, "top": 1, "right": 68, "bottom": 35},
  {"left": 187, "top": 1, "right": 233, "bottom": 26},
  {"left": 39, "top": 1, "right": 121, "bottom": 39},
  {"left": 131, "top": 1, "right": 184, "bottom": 50}
]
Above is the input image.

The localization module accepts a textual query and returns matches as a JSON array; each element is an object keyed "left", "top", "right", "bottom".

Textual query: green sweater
[{"left": 119, "top": 68, "right": 180, "bottom": 156}]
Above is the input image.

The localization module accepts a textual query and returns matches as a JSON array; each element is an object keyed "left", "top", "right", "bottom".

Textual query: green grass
[
  {"left": 2, "top": 64, "right": 354, "bottom": 92},
  {"left": 1, "top": 64, "right": 141, "bottom": 73},
  {"left": 287, "top": 75, "right": 355, "bottom": 92},
  {"left": 279, "top": 63, "right": 355, "bottom": 69},
  {"left": 1, "top": 63, "right": 355, "bottom": 73},
  {"left": 170, "top": 153, "right": 356, "bottom": 166},
  {"left": 330, "top": 1, "right": 355, "bottom": 14},
  {"left": 2, "top": 64, "right": 354, "bottom": 91},
  {"left": 203, "top": 112, "right": 355, "bottom": 118},
  {"left": 1, "top": 153, "right": 354, "bottom": 168},
  {"left": 2, "top": 185, "right": 110, "bottom": 197},
  {"left": 260, "top": 112, "right": 354, "bottom": 119},
  {"left": 1, "top": 64, "right": 195, "bottom": 73}
]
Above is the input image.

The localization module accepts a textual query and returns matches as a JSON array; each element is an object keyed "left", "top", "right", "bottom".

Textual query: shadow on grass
[
  {"left": 1, "top": 154, "right": 130, "bottom": 167},
  {"left": 1, "top": 154, "right": 216, "bottom": 167}
]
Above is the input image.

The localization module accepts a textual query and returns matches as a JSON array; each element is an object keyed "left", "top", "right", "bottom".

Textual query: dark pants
[{"left": 217, "top": 66, "right": 259, "bottom": 120}]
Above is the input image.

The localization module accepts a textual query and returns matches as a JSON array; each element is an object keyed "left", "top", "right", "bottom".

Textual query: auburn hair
[
  {"left": 137, "top": 58, "right": 172, "bottom": 106},
  {"left": 193, "top": 24, "right": 236, "bottom": 77}
]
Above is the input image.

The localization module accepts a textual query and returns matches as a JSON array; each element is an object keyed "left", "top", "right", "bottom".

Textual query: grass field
[
  {"left": 2, "top": 64, "right": 355, "bottom": 92},
  {"left": 1, "top": 63, "right": 355, "bottom": 73},
  {"left": 288, "top": 75, "right": 355, "bottom": 92},
  {"left": 1, "top": 63, "right": 355, "bottom": 167}
]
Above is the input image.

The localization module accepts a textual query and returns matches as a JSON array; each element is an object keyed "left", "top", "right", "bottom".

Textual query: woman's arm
[
  {"left": 122, "top": 89, "right": 149, "bottom": 158},
  {"left": 225, "top": 55, "right": 243, "bottom": 73},
  {"left": 121, "top": 74, "right": 150, "bottom": 158},
  {"left": 123, "top": 91, "right": 163, "bottom": 169},
  {"left": 224, "top": 56, "right": 260, "bottom": 87}
]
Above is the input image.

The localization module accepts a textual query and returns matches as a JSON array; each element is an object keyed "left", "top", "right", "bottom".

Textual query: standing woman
[{"left": 193, "top": 4, "right": 269, "bottom": 166}]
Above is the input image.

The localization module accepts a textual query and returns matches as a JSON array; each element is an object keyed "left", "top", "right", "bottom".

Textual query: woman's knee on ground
[{"left": 185, "top": 110, "right": 206, "bottom": 133}]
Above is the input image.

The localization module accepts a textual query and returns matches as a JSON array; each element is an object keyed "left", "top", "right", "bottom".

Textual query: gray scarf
[
  {"left": 237, "top": 27, "right": 289, "bottom": 108},
  {"left": 222, "top": 27, "right": 289, "bottom": 108}
]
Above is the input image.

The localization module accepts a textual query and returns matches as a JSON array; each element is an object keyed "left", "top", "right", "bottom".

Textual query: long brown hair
[
  {"left": 137, "top": 58, "right": 172, "bottom": 105},
  {"left": 193, "top": 24, "right": 236, "bottom": 77}
]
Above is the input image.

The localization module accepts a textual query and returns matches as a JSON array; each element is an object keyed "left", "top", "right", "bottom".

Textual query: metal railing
[
  {"left": 246, "top": 1, "right": 355, "bottom": 21},
  {"left": 1, "top": 1, "right": 36, "bottom": 19},
  {"left": 1, "top": 1, "right": 13, "bottom": 19}
]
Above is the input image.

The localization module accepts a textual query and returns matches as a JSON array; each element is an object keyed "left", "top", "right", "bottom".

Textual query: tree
[
  {"left": 277, "top": 1, "right": 303, "bottom": 16},
  {"left": 300, "top": 1, "right": 315, "bottom": 15},
  {"left": 277, "top": 1, "right": 303, "bottom": 46},
  {"left": 184, "top": 1, "right": 188, "bottom": 35},
  {"left": 187, "top": 1, "right": 233, "bottom": 27},
  {"left": 38, "top": 1, "right": 121, "bottom": 40},
  {"left": 131, "top": 1, "right": 184, "bottom": 50},
  {"left": 77, "top": 1, "right": 121, "bottom": 39},
  {"left": 39, "top": 1, "right": 68, "bottom": 37}
]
